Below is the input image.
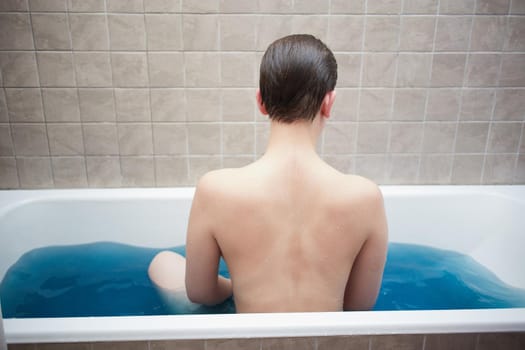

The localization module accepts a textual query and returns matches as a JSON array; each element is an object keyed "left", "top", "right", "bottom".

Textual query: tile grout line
[
  {"left": 181, "top": 12, "right": 191, "bottom": 186},
  {"left": 27, "top": 3, "right": 55, "bottom": 189}
]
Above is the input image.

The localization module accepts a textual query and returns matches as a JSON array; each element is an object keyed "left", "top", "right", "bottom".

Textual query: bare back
[{"left": 188, "top": 156, "right": 388, "bottom": 313}]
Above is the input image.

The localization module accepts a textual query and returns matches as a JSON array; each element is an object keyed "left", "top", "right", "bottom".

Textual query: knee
[{"left": 148, "top": 250, "right": 186, "bottom": 291}]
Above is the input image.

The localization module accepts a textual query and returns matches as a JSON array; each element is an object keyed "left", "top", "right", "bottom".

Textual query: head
[{"left": 258, "top": 34, "right": 337, "bottom": 124}]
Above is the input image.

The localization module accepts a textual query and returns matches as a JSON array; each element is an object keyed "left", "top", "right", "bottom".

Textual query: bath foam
[{"left": 1, "top": 242, "right": 524, "bottom": 318}]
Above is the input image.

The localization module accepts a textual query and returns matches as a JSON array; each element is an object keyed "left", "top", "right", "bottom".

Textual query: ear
[
  {"left": 256, "top": 89, "right": 268, "bottom": 116},
  {"left": 320, "top": 90, "right": 336, "bottom": 119}
]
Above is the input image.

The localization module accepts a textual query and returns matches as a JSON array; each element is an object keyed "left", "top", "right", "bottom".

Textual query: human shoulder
[{"left": 194, "top": 167, "right": 251, "bottom": 201}]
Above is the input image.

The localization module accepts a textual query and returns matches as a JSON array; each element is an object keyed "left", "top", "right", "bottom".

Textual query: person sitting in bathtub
[{"left": 148, "top": 34, "right": 388, "bottom": 313}]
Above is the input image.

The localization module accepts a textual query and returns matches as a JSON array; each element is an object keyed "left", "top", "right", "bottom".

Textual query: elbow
[{"left": 186, "top": 283, "right": 225, "bottom": 306}]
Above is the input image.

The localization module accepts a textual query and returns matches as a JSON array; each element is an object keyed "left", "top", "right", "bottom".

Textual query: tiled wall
[
  {"left": 0, "top": 0, "right": 524, "bottom": 188},
  {"left": 7, "top": 333, "right": 525, "bottom": 350}
]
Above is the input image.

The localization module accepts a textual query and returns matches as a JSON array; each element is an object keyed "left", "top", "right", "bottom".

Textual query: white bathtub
[{"left": 0, "top": 186, "right": 524, "bottom": 344}]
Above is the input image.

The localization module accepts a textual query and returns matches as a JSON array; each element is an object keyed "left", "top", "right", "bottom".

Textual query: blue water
[{"left": 1, "top": 242, "right": 524, "bottom": 318}]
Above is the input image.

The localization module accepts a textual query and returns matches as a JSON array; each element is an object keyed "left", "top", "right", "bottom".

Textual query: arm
[
  {"left": 185, "top": 174, "right": 233, "bottom": 305},
  {"left": 343, "top": 186, "right": 388, "bottom": 311}
]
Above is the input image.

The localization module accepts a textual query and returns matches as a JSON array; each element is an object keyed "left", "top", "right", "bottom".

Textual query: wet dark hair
[{"left": 259, "top": 34, "right": 337, "bottom": 123}]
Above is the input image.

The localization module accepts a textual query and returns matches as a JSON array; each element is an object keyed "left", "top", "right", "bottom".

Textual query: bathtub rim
[{"left": 4, "top": 308, "right": 525, "bottom": 343}]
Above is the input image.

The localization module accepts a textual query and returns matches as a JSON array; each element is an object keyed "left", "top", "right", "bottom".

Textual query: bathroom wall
[{"left": 0, "top": 0, "right": 524, "bottom": 189}]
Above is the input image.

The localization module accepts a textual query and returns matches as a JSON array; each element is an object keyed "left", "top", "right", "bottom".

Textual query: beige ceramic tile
[
  {"left": 68, "top": 0, "right": 105, "bottom": 12},
  {"left": 145, "top": 14, "right": 183, "bottom": 50},
  {"left": 221, "top": 53, "right": 256, "bottom": 87},
  {"left": 367, "top": 0, "right": 402, "bottom": 14},
  {"left": 183, "top": 15, "right": 219, "bottom": 50},
  {"left": 323, "top": 155, "right": 354, "bottom": 173},
  {"left": 470, "top": 16, "right": 506, "bottom": 51},
  {"left": 419, "top": 154, "right": 453, "bottom": 184},
  {"left": 184, "top": 53, "right": 220, "bottom": 87},
  {"left": 0, "top": 0, "right": 29, "bottom": 11},
  {"left": 120, "top": 157, "right": 155, "bottom": 187},
  {"left": 31, "top": 13, "right": 70, "bottom": 50},
  {"left": 483, "top": 154, "right": 517, "bottom": 185},
  {"left": 83, "top": 123, "right": 119, "bottom": 155},
  {"left": 434, "top": 16, "right": 472, "bottom": 51},
  {"left": 0, "top": 51, "right": 39, "bottom": 87},
  {"left": 223, "top": 123, "right": 255, "bottom": 155},
  {"left": 115, "top": 89, "right": 151, "bottom": 122},
  {"left": 317, "top": 335, "right": 369, "bottom": 350},
  {"left": 42, "top": 88, "right": 80, "bottom": 122},
  {"left": 52, "top": 157, "right": 88, "bottom": 188},
  {"left": 356, "top": 122, "right": 389, "bottom": 153},
  {"left": 111, "top": 53, "right": 149, "bottom": 87},
  {"left": 475, "top": 0, "right": 510, "bottom": 14},
  {"left": 107, "top": 0, "right": 143, "bottom": 12},
  {"left": 396, "top": 53, "right": 432, "bottom": 87},
  {"left": 487, "top": 122, "right": 522, "bottom": 153},
  {"left": 323, "top": 122, "right": 357, "bottom": 154},
  {"left": 154, "top": 156, "right": 189, "bottom": 187},
  {"left": 426, "top": 89, "right": 460, "bottom": 121},
  {"left": 185, "top": 89, "right": 221, "bottom": 121},
  {"left": 223, "top": 155, "right": 255, "bottom": 168},
  {"left": 499, "top": 54, "right": 525, "bottom": 87},
  {"left": 261, "top": 337, "right": 316, "bottom": 350},
  {"left": 402, "top": 0, "right": 438, "bottom": 14},
  {"left": 355, "top": 154, "right": 388, "bottom": 182},
  {"left": 182, "top": 0, "right": 218, "bottom": 12},
  {"left": 0, "top": 125, "right": 14, "bottom": 156},
  {"left": 331, "top": 88, "right": 358, "bottom": 121},
  {"left": 361, "top": 53, "right": 397, "bottom": 87},
  {"left": 37, "top": 52, "right": 76, "bottom": 87},
  {"left": 256, "top": 15, "right": 293, "bottom": 50},
  {"left": 74, "top": 52, "right": 112, "bottom": 87},
  {"left": 188, "top": 156, "right": 221, "bottom": 183},
  {"left": 387, "top": 154, "right": 420, "bottom": 184},
  {"left": 69, "top": 14, "right": 109, "bottom": 50},
  {"left": 108, "top": 14, "right": 146, "bottom": 50},
  {"left": 0, "top": 14, "right": 34, "bottom": 50},
  {"left": 331, "top": 0, "right": 365, "bottom": 13},
  {"left": 399, "top": 16, "right": 435, "bottom": 51},
  {"left": 335, "top": 54, "right": 361, "bottom": 87},
  {"left": 392, "top": 89, "right": 426, "bottom": 121},
  {"left": 118, "top": 123, "right": 153, "bottom": 156},
  {"left": 12, "top": 124, "right": 49, "bottom": 156},
  {"left": 148, "top": 52, "right": 185, "bottom": 87},
  {"left": 439, "top": 0, "right": 475, "bottom": 14},
  {"left": 370, "top": 334, "right": 424, "bottom": 350},
  {"left": 460, "top": 89, "right": 494, "bottom": 121},
  {"left": 455, "top": 122, "right": 490, "bottom": 153},
  {"left": 0, "top": 157, "right": 19, "bottom": 188},
  {"left": 5, "top": 88, "right": 44, "bottom": 122},
  {"left": 221, "top": 89, "right": 255, "bottom": 122},
  {"left": 152, "top": 123, "right": 187, "bottom": 155},
  {"left": 424, "top": 333, "right": 477, "bottom": 350},
  {"left": 389, "top": 122, "right": 424, "bottom": 153},
  {"left": 144, "top": 0, "right": 181, "bottom": 12},
  {"left": 493, "top": 89, "right": 525, "bottom": 121},
  {"left": 17, "top": 157, "right": 53, "bottom": 188},
  {"left": 515, "top": 156, "right": 525, "bottom": 184},
  {"left": 466, "top": 54, "right": 500, "bottom": 87},
  {"left": 291, "top": 15, "right": 328, "bottom": 42},
  {"left": 505, "top": 17, "right": 525, "bottom": 51},
  {"left": 47, "top": 123, "right": 84, "bottom": 156},
  {"left": 511, "top": 1, "right": 525, "bottom": 14},
  {"left": 364, "top": 16, "right": 400, "bottom": 51},
  {"left": 258, "top": 0, "right": 294, "bottom": 13},
  {"left": 422, "top": 122, "right": 456, "bottom": 153},
  {"left": 327, "top": 16, "right": 363, "bottom": 51},
  {"left": 86, "top": 156, "right": 122, "bottom": 187},
  {"left": 430, "top": 54, "right": 466, "bottom": 87},
  {"left": 220, "top": 15, "right": 257, "bottom": 51},
  {"left": 0, "top": 91, "right": 7, "bottom": 122},
  {"left": 451, "top": 154, "right": 483, "bottom": 184},
  {"left": 219, "top": 0, "right": 258, "bottom": 13},
  {"left": 79, "top": 88, "right": 116, "bottom": 122},
  {"left": 294, "top": 0, "right": 329, "bottom": 13},
  {"left": 359, "top": 89, "right": 393, "bottom": 121},
  {"left": 150, "top": 89, "right": 186, "bottom": 122},
  {"left": 187, "top": 123, "right": 221, "bottom": 154}
]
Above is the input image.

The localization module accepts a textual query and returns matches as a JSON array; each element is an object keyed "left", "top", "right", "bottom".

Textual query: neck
[{"left": 263, "top": 117, "right": 323, "bottom": 161}]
